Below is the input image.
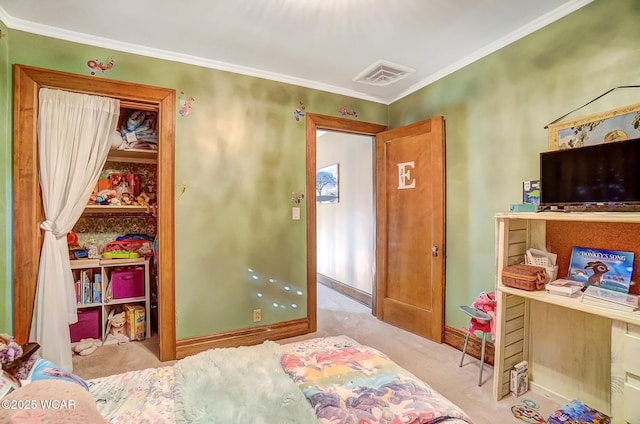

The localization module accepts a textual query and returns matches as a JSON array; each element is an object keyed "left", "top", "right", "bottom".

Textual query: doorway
[
  {"left": 11, "top": 65, "right": 176, "bottom": 361},
  {"left": 316, "top": 129, "right": 376, "bottom": 308},
  {"left": 305, "top": 114, "right": 387, "bottom": 328},
  {"left": 305, "top": 113, "right": 446, "bottom": 343}
]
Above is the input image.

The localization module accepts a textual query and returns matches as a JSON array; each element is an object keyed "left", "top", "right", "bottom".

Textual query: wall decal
[
  {"left": 178, "top": 91, "right": 196, "bottom": 117},
  {"left": 294, "top": 101, "right": 306, "bottom": 121},
  {"left": 290, "top": 192, "right": 305, "bottom": 204},
  {"left": 87, "top": 57, "right": 115, "bottom": 75},
  {"left": 338, "top": 107, "right": 358, "bottom": 118},
  {"left": 178, "top": 180, "right": 188, "bottom": 199}
]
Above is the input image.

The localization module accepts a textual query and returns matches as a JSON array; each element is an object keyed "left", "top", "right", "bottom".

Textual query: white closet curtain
[{"left": 31, "top": 88, "right": 119, "bottom": 371}]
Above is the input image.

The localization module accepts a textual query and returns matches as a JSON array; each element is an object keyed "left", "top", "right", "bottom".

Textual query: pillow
[
  {"left": 0, "top": 379, "right": 109, "bottom": 424},
  {"left": 0, "top": 370, "right": 21, "bottom": 398},
  {"left": 27, "top": 359, "right": 88, "bottom": 391}
]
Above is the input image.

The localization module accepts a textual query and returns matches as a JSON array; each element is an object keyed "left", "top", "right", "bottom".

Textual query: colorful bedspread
[
  {"left": 281, "top": 336, "right": 473, "bottom": 424},
  {"left": 89, "top": 365, "right": 175, "bottom": 423}
]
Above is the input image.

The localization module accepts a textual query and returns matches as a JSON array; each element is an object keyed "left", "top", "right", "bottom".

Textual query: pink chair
[{"left": 458, "top": 305, "right": 493, "bottom": 386}]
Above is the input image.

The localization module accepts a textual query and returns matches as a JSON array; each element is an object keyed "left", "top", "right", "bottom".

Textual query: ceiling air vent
[{"left": 353, "top": 60, "right": 415, "bottom": 86}]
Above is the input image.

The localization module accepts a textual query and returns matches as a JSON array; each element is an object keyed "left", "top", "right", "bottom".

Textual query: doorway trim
[
  {"left": 305, "top": 114, "right": 387, "bottom": 323},
  {"left": 11, "top": 65, "right": 176, "bottom": 361}
]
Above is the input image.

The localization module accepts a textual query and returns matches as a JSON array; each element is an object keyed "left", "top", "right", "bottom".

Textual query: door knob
[{"left": 432, "top": 245, "right": 439, "bottom": 257}]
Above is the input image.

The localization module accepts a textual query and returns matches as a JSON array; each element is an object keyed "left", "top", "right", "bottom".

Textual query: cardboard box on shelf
[
  {"left": 522, "top": 180, "right": 540, "bottom": 206},
  {"left": 510, "top": 360, "right": 529, "bottom": 397},
  {"left": 124, "top": 304, "right": 146, "bottom": 341}
]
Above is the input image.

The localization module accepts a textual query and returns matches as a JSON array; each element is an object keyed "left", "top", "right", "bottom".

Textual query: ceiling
[{"left": 0, "top": 0, "right": 592, "bottom": 104}]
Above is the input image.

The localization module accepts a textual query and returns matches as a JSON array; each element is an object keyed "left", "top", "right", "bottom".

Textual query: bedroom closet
[{"left": 12, "top": 65, "right": 176, "bottom": 363}]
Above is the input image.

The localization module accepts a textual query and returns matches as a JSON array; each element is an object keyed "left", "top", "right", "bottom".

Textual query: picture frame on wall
[
  {"left": 316, "top": 163, "right": 339, "bottom": 203},
  {"left": 547, "top": 102, "right": 640, "bottom": 151}
]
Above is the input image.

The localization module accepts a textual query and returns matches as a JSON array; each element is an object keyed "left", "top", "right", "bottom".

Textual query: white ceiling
[{"left": 0, "top": 0, "right": 592, "bottom": 104}]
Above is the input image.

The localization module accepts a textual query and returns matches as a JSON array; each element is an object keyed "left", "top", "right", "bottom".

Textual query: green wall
[
  {"left": 388, "top": 0, "right": 640, "bottom": 330},
  {"left": 2, "top": 0, "right": 638, "bottom": 338},
  {"left": 0, "top": 30, "right": 387, "bottom": 336},
  {"left": 0, "top": 20, "right": 10, "bottom": 332}
]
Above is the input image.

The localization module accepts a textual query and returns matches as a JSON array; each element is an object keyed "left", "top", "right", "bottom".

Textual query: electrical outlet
[{"left": 252, "top": 309, "right": 262, "bottom": 322}]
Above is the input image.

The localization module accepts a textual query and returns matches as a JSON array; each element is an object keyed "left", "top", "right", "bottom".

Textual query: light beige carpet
[{"left": 73, "top": 284, "right": 560, "bottom": 423}]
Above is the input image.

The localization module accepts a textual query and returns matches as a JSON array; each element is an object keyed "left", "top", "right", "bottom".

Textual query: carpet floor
[{"left": 73, "top": 283, "right": 560, "bottom": 423}]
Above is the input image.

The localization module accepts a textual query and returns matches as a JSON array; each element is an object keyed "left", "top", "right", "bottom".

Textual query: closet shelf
[
  {"left": 84, "top": 205, "right": 153, "bottom": 214},
  {"left": 107, "top": 148, "right": 157, "bottom": 164}
]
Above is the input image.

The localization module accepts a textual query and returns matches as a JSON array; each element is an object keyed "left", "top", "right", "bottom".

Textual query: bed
[{"left": 3, "top": 335, "right": 473, "bottom": 424}]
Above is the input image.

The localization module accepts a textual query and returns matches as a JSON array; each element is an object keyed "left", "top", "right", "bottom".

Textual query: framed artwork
[
  {"left": 316, "top": 163, "right": 339, "bottom": 203},
  {"left": 548, "top": 102, "right": 640, "bottom": 150}
]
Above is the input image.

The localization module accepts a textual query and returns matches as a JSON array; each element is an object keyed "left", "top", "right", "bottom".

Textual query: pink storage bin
[
  {"left": 69, "top": 309, "right": 100, "bottom": 343},
  {"left": 111, "top": 267, "right": 145, "bottom": 299}
]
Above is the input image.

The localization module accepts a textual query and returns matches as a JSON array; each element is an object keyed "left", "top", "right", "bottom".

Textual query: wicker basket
[{"left": 502, "top": 264, "right": 547, "bottom": 291}]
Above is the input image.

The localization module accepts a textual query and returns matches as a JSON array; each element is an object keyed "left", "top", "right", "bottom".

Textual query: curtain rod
[{"left": 544, "top": 85, "right": 640, "bottom": 129}]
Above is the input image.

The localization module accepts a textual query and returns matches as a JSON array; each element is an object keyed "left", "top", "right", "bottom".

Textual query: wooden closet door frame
[{"left": 12, "top": 65, "right": 176, "bottom": 361}]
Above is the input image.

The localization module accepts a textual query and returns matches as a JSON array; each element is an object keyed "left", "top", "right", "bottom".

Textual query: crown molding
[
  {"left": 0, "top": 6, "right": 388, "bottom": 104},
  {"left": 389, "top": 0, "right": 594, "bottom": 103},
  {"left": 0, "top": 0, "right": 593, "bottom": 106}
]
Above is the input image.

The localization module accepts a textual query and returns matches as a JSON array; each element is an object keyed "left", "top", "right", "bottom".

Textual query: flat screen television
[{"left": 540, "top": 137, "right": 640, "bottom": 210}]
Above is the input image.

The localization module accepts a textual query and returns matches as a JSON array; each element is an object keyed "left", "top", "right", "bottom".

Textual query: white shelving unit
[
  {"left": 70, "top": 258, "right": 151, "bottom": 342},
  {"left": 493, "top": 212, "right": 640, "bottom": 423}
]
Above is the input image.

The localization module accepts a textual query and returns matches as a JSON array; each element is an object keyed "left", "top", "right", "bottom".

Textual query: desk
[{"left": 493, "top": 213, "right": 640, "bottom": 424}]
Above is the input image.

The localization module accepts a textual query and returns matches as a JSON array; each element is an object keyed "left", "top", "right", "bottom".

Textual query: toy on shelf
[
  {"left": 137, "top": 182, "right": 157, "bottom": 216},
  {"left": 103, "top": 311, "right": 129, "bottom": 346},
  {"left": 95, "top": 189, "right": 121, "bottom": 206}
]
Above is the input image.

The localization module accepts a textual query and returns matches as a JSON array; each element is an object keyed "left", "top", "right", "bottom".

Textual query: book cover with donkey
[{"left": 568, "top": 246, "right": 634, "bottom": 293}]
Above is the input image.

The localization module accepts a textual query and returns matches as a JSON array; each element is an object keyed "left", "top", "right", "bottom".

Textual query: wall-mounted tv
[{"left": 540, "top": 138, "right": 640, "bottom": 210}]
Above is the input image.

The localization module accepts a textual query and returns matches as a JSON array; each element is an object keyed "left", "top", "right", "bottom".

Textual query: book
[
  {"left": 584, "top": 285, "right": 640, "bottom": 306},
  {"left": 567, "top": 246, "right": 634, "bottom": 293},
  {"left": 522, "top": 180, "right": 540, "bottom": 206},
  {"left": 581, "top": 285, "right": 639, "bottom": 312},
  {"left": 546, "top": 279, "right": 584, "bottom": 296},
  {"left": 581, "top": 295, "right": 638, "bottom": 312},
  {"left": 548, "top": 399, "right": 610, "bottom": 424}
]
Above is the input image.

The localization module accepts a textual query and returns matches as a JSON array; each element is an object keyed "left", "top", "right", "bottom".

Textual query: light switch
[{"left": 292, "top": 207, "right": 301, "bottom": 220}]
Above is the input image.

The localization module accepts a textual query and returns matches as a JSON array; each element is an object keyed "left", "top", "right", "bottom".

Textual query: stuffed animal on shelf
[
  {"left": 95, "top": 189, "right": 120, "bottom": 206},
  {"left": 109, "top": 312, "right": 127, "bottom": 338},
  {"left": 120, "top": 192, "right": 135, "bottom": 205},
  {"left": 137, "top": 183, "right": 157, "bottom": 216},
  {"left": 103, "top": 311, "right": 129, "bottom": 346}
]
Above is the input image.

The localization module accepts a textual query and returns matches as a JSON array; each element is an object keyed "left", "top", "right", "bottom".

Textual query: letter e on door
[{"left": 397, "top": 161, "right": 416, "bottom": 189}]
